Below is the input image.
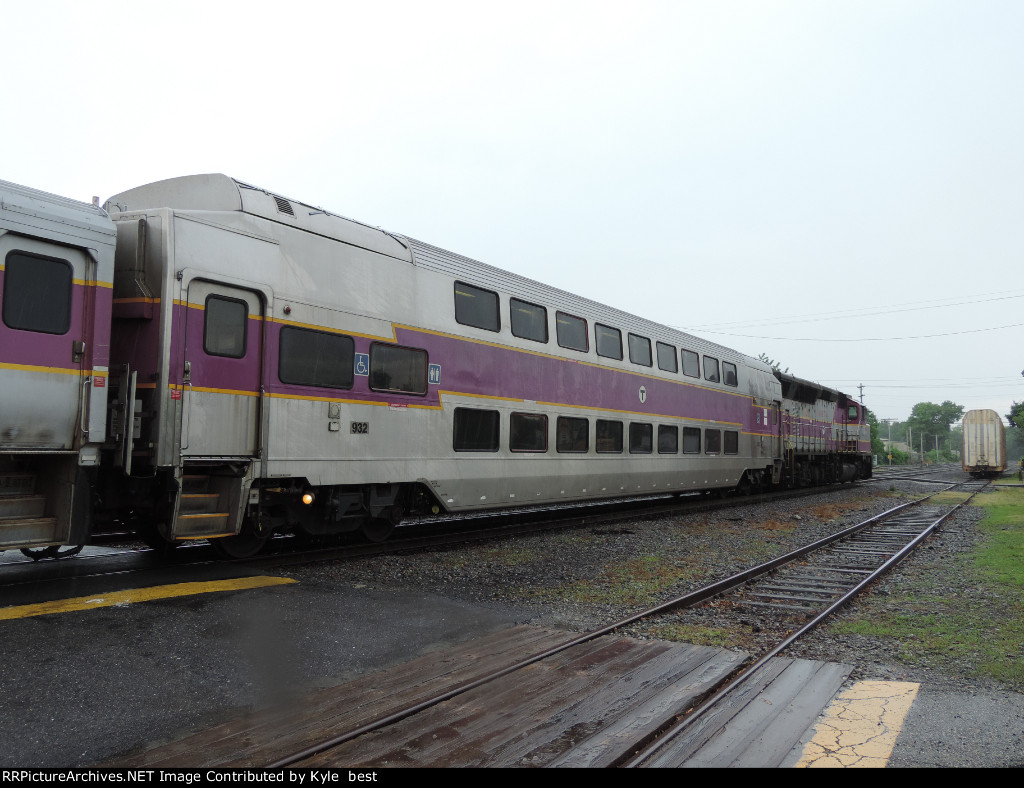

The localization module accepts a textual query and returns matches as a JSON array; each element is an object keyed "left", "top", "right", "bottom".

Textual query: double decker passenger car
[{"left": 95, "top": 174, "right": 870, "bottom": 556}]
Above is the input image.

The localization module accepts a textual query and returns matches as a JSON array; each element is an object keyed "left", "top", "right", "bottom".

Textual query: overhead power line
[{"left": 696, "top": 322, "right": 1024, "bottom": 342}]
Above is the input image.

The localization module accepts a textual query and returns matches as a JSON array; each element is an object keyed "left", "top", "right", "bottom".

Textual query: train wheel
[
  {"left": 210, "top": 517, "right": 272, "bottom": 560},
  {"left": 361, "top": 518, "right": 395, "bottom": 543},
  {"left": 361, "top": 503, "right": 403, "bottom": 543}
]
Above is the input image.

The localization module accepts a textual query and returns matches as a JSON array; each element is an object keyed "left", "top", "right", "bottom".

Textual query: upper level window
[
  {"left": 204, "top": 296, "right": 248, "bottom": 358},
  {"left": 723, "top": 361, "right": 738, "bottom": 387},
  {"left": 455, "top": 282, "right": 499, "bottom": 332},
  {"left": 556, "top": 312, "right": 588, "bottom": 352},
  {"left": 628, "top": 334, "right": 652, "bottom": 367},
  {"left": 369, "top": 343, "right": 427, "bottom": 394},
  {"left": 279, "top": 326, "right": 354, "bottom": 389},
  {"left": 595, "top": 323, "right": 622, "bottom": 360},
  {"left": 656, "top": 342, "right": 677, "bottom": 373},
  {"left": 681, "top": 349, "right": 700, "bottom": 378},
  {"left": 703, "top": 356, "right": 720, "bottom": 383},
  {"left": 510, "top": 298, "right": 548, "bottom": 343},
  {"left": 2, "top": 252, "right": 73, "bottom": 335}
]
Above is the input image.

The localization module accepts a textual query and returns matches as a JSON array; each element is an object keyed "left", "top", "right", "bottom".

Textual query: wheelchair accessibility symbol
[{"left": 354, "top": 353, "right": 369, "bottom": 376}]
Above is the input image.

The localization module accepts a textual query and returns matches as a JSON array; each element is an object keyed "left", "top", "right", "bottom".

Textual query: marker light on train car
[{"left": 302, "top": 492, "right": 314, "bottom": 505}]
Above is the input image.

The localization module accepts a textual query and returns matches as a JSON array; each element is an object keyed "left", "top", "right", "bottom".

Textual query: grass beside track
[{"left": 830, "top": 486, "right": 1024, "bottom": 687}]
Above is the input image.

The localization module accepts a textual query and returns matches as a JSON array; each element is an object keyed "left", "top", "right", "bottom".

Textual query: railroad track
[
  {"left": 0, "top": 479, "right": 872, "bottom": 587},
  {"left": 238, "top": 477, "right": 985, "bottom": 768}
]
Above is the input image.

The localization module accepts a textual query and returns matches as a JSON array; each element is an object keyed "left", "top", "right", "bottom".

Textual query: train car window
[
  {"left": 723, "top": 362, "right": 738, "bottom": 387},
  {"left": 279, "top": 326, "right": 354, "bottom": 389},
  {"left": 683, "top": 427, "right": 701, "bottom": 454},
  {"left": 369, "top": 343, "right": 427, "bottom": 394},
  {"left": 510, "top": 298, "right": 548, "bottom": 343},
  {"left": 510, "top": 412, "right": 548, "bottom": 452},
  {"left": 629, "top": 423, "right": 653, "bottom": 454},
  {"left": 658, "top": 425, "right": 679, "bottom": 454},
  {"left": 2, "top": 252, "right": 72, "bottom": 335},
  {"left": 724, "top": 431, "right": 739, "bottom": 454},
  {"left": 453, "top": 408, "right": 500, "bottom": 451},
  {"left": 454, "top": 282, "right": 500, "bottom": 332},
  {"left": 656, "top": 342, "right": 677, "bottom": 373},
  {"left": 204, "top": 295, "right": 248, "bottom": 358},
  {"left": 556, "top": 416, "right": 589, "bottom": 452},
  {"left": 556, "top": 312, "right": 588, "bottom": 352},
  {"left": 681, "top": 349, "right": 700, "bottom": 378},
  {"left": 703, "top": 356, "right": 720, "bottom": 383},
  {"left": 596, "top": 420, "right": 623, "bottom": 453},
  {"left": 847, "top": 404, "right": 859, "bottom": 421},
  {"left": 628, "top": 334, "right": 653, "bottom": 367},
  {"left": 705, "top": 429, "right": 721, "bottom": 454},
  {"left": 595, "top": 323, "right": 623, "bottom": 360}
]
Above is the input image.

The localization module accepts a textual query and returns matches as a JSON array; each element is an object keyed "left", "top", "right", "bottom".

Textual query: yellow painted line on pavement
[
  {"left": 794, "top": 680, "right": 920, "bottom": 767},
  {"left": 0, "top": 576, "right": 297, "bottom": 621}
]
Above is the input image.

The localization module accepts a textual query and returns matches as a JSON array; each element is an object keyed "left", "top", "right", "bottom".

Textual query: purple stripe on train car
[
  {"left": 110, "top": 301, "right": 164, "bottom": 380},
  {"left": 0, "top": 277, "right": 91, "bottom": 370},
  {"left": 257, "top": 322, "right": 773, "bottom": 434},
  {"left": 171, "top": 304, "right": 262, "bottom": 392},
  {"left": 87, "top": 286, "right": 113, "bottom": 369}
]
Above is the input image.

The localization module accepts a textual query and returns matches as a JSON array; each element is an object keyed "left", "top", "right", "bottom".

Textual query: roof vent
[{"left": 273, "top": 195, "right": 294, "bottom": 216}]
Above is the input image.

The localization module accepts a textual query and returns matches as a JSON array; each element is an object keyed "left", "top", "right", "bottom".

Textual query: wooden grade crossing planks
[{"left": 112, "top": 625, "right": 748, "bottom": 768}]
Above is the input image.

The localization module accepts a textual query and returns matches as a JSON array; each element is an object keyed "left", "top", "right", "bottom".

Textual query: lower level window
[
  {"left": 724, "top": 430, "right": 739, "bottom": 454},
  {"left": 454, "top": 408, "right": 499, "bottom": 451},
  {"left": 629, "top": 423, "right": 653, "bottom": 454},
  {"left": 556, "top": 417, "right": 589, "bottom": 453},
  {"left": 705, "top": 429, "right": 721, "bottom": 454},
  {"left": 658, "top": 425, "right": 679, "bottom": 454},
  {"left": 683, "top": 427, "right": 701, "bottom": 454},
  {"left": 596, "top": 420, "right": 623, "bottom": 453},
  {"left": 510, "top": 412, "right": 547, "bottom": 452}
]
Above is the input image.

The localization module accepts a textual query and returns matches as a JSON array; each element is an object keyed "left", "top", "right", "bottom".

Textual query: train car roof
[
  {"left": 104, "top": 173, "right": 408, "bottom": 262},
  {"left": 0, "top": 178, "right": 116, "bottom": 250}
]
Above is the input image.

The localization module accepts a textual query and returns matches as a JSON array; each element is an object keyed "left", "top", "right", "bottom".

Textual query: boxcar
[{"left": 962, "top": 409, "right": 1006, "bottom": 477}]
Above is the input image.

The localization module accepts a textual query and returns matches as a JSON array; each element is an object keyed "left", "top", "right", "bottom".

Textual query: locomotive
[{"left": 0, "top": 174, "right": 872, "bottom": 559}]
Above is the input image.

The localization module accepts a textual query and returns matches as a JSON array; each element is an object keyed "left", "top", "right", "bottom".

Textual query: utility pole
[
  {"left": 858, "top": 383, "right": 864, "bottom": 404},
  {"left": 881, "top": 418, "right": 897, "bottom": 466}
]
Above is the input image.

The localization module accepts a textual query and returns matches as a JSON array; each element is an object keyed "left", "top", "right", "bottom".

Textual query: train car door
[
  {"left": 180, "top": 279, "right": 263, "bottom": 458},
  {"left": 0, "top": 235, "right": 91, "bottom": 451}
]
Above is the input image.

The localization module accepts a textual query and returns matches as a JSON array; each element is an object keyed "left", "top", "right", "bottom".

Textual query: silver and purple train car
[
  {"left": 962, "top": 409, "right": 1006, "bottom": 477},
  {"left": 1, "top": 173, "right": 872, "bottom": 557},
  {"left": 0, "top": 180, "right": 116, "bottom": 555}
]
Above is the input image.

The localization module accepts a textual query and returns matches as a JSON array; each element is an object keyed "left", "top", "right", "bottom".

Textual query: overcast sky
[{"left": 5, "top": 1, "right": 1022, "bottom": 423}]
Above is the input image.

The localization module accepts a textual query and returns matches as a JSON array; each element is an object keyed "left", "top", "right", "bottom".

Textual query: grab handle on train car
[{"left": 181, "top": 361, "right": 192, "bottom": 451}]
